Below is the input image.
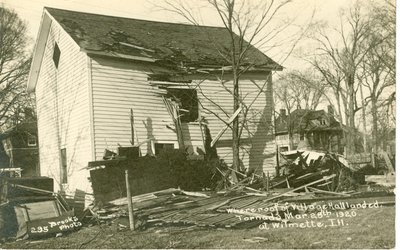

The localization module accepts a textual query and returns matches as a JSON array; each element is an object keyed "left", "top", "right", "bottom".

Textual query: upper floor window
[{"left": 53, "top": 43, "right": 61, "bottom": 68}]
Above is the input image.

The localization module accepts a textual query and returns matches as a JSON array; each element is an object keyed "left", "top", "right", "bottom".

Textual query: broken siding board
[{"left": 90, "top": 57, "right": 275, "bottom": 172}]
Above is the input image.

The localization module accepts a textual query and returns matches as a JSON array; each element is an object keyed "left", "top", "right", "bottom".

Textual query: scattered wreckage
[
  {"left": 82, "top": 148, "right": 394, "bottom": 232},
  {"left": 0, "top": 148, "right": 395, "bottom": 241}
]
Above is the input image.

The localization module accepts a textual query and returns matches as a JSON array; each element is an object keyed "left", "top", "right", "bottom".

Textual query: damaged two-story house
[
  {"left": 27, "top": 8, "right": 282, "bottom": 193},
  {"left": 275, "top": 107, "right": 346, "bottom": 154}
]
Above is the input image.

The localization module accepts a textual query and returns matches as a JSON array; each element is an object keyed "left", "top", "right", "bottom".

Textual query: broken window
[
  {"left": 154, "top": 143, "right": 174, "bottom": 155},
  {"left": 60, "top": 148, "right": 67, "bottom": 184},
  {"left": 166, "top": 89, "right": 198, "bottom": 122},
  {"left": 53, "top": 43, "right": 61, "bottom": 68}
]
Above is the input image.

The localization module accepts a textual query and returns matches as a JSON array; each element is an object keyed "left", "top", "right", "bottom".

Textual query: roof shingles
[{"left": 45, "top": 7, "right": 282, "bottom": 70}]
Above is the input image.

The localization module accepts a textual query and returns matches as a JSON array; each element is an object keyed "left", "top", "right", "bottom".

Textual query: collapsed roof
[
  {"left": 275, "top": 109, "right": 342, "bottom": 135},
  {"left": 45, "top": 7, "right": 282, "bottom": 70}
]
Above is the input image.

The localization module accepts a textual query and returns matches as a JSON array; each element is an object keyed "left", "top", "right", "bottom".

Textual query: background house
[
  {"left": 27, "top": 8, "right": 282, "bottom": 193},
  {"left": 275, "top": 106, "right": 345, "bottom": 154},
  {"left": 0, "top": 122, "right": 40, "bottom": 177}
]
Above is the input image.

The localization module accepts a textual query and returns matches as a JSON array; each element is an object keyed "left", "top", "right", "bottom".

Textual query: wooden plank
[
  {"left": 381, "top": 152, "right": 395, "bottom": 173},
  {"left": 261, "top": 174, "right": 336, "bottom": 203},
  {"left": 308, "top": 187, "right": 350, "bottom": 196},
  {"left": 365, "top": 174, "right": 395, "bottom": 186},
  {"left": 210, "top": 106, "right": 243, "bottom": 147}
]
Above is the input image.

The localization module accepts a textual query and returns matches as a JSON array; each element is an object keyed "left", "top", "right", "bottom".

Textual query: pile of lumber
[
  {"left": 88, "top": 180, "right": 364, "bottom": 231},
  {"left": 85, "top": 150, "right": 393, "bottom": 232},
  {"left": 269, "top": 150, "right": 358, "bottom": 192}
]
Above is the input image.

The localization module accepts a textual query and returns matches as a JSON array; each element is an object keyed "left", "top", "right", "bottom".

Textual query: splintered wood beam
[
  {"left": 308, "top": 187, "right": 350, "bottom": 196},
  {"left": 262, "top": 174, "right": 336, "bottom": 203},
  {"left": 210, "top": 106, "right": 243, "bottom": 147}
]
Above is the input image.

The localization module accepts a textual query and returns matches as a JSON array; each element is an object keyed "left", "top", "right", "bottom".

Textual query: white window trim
[
  {"left": 27, "top": 135, "right": 37, "bottom": 147},
  {"left": 151, "top": 140, "right": 178, "bottom": 155}
]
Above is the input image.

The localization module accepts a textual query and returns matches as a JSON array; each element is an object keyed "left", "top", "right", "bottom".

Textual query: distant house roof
[
  {"left": 275, "top": 109, "right": 342, "bottom": 135},
  {"left": 28, "top": 8, "right": 282, "bottom": 92}
]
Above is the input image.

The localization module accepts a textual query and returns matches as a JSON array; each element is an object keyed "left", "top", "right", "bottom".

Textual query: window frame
[
  {"left": 166, "top": 88, "right": 199, "bottom": 123},
  {"left": 60, "top": 148, "right": 67, "bottom": 184},
  {"left": 53, "top": 42, "right": 61, "bottom": 68},
  {"left": 27, "top": 134, "right": 37, "bottom": 147},
  {"left": 151, "top": 141, "right": 177, "bottom": 155}
]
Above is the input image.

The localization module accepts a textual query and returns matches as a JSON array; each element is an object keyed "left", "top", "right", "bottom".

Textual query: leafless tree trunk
[
  {"left": 359, "top": 82, "right": 368, "bottom": 152},
  {"left": 358, "top": 0, "right": 395, "bottom": 153},
  {"left": 157, "top": 0, "right": 310, "bottom": 172},
  {"left": 309, "top": 2, "right": 378, "bottom": 154}
]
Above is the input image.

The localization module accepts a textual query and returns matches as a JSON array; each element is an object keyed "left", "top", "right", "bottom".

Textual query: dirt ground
[{"left": 1, "top": 197, "right": 395, "bottom": 249}]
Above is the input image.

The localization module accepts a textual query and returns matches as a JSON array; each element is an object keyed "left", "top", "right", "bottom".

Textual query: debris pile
[
  {"left": 273, "top": 150, "right": 358, "bottom": 192},
  {"left": 87, "top": 181, "right": 394, "bottom": 232}
]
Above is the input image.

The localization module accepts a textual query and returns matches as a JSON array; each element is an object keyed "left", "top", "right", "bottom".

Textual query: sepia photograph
[{"left": 0, "top": 0, "right": 396, "bottom": 249}]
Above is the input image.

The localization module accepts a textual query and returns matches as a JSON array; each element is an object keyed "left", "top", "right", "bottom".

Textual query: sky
[{"left": 0, "top": 0, "right": 357, "bottom": 70}]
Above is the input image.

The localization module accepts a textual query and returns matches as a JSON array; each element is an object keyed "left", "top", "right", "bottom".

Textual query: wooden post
[
  {"left": 266, "top": 171, "right": 270, "bottom": 192},
  {"left": 285, "top": 177, "right": 291, "bottom": 188},
  {"left": 262, "top": 172, "right": 267, "bottom": 191},
  {"left": 275, "top": 145, "right": 280, "bottom": 177},
  {"left": 130, "top": 109, "right": 135, "bottom": 145},
  {"left": 371, "top": 153, "right": 376, "bottom": 169},
  {"left": 125, "top": 170, "right": 135, "bottom": 230}
]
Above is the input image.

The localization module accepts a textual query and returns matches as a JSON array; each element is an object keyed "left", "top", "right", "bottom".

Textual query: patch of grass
[{"left": 2, "top": 206, "right": 394, "bottom": 249}]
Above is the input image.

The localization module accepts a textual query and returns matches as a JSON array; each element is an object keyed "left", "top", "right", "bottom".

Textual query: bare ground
[{"left": 1, "top": 202, "right": 394, "bottom": 249}]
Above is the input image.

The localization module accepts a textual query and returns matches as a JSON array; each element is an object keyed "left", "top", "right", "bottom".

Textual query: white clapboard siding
[
  {"left": 90, "top": 56, "right": 275, "bottom": 174},
  {"left": 90, "top": 57, "right": 180, "bottom": 159},
  {"left": 191, "top": 77, "right": 276, "bottom": 174},
  {"left": 35, "top": 21, "right": 92, "bottom": 192}
]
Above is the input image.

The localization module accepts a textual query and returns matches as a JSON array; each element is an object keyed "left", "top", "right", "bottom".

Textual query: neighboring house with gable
[
  {"left": 0, "top": 122, "right": 40, "bottom": 177},
  {"left": 27, "top": 8, "right": 282, "bottom": 193},
  {"left": 275, "top": 107, "right": 346, "bottom": 154}
]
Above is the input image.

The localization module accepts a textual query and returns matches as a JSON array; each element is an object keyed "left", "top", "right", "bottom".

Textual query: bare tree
[
  {"left": 156, "top": 0, "right": 310, "bottom": 172},
  {"left": 309, "top": 1, "right": 380, "bottom": 154},
  {"left": 274, "top": 68, "right": 328, "bottom": 149},
  {"left": 277, "top": 69, "right": 328, "bottom": 110},
  {"left": 0, "top": 6, "right": 34, "bottom": 128},
  {"left": 358, "top": 0, "right": 395, "bottom": 152}
]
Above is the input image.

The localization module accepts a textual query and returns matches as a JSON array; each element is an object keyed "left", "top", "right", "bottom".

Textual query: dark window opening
[
  {"left": 53, "top": 43, "right": 61, "bottom": 68},
  {"left": 279, "top": 146, "right": 289, "bottom": 152},
  {"left": 154, "top": 143, "right": 174, "bottom": 155},
  {"left": 27, "top": 135, "right": 37, "bottom": 147},
  {"left": 300, "top": 133, "right": 304, "bottom": 141},
  {"left": 60, "top": 148, "right": 67, "bottom": 184},
  {"left": 167, "top": 89, "right": 198, "bottom": 122}
]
